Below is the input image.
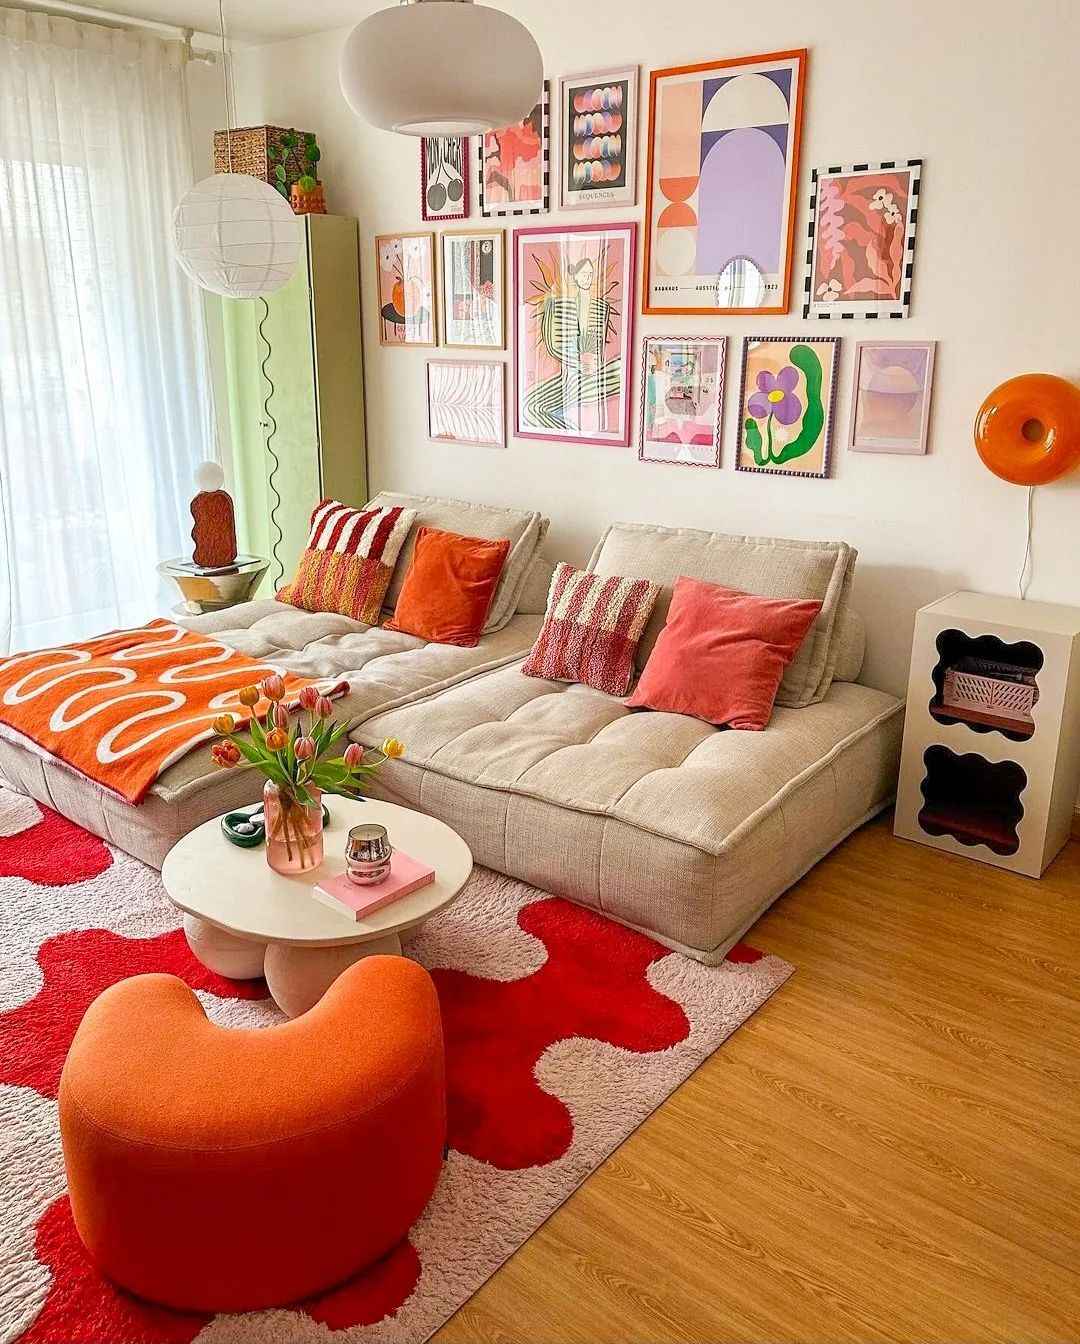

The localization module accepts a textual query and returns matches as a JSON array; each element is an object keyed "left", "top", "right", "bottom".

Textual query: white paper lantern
[
  {"left": 340, "top": 0, "right": 543, "bottom": 136},
  {"left": 172, "top": 173, "right": 301, "bottom": 300}
]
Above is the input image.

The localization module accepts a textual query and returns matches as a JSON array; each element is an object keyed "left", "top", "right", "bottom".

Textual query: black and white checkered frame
[
  {"left": 802, "top": 159, "right": 922, "bottom": 320},
  {"left": 479, "top": 85, "right": 550, "bottom": 219}
]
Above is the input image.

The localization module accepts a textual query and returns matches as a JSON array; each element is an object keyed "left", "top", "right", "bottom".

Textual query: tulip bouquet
[{"left": 211, "top": 673, "right": 404, "bottom": 874}]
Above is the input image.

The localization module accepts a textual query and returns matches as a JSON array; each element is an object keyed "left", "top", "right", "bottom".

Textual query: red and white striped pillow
[
  {"left": 277, "top": 499, "right": 417, "bottom": 625},
  {"left": 522, "top": 562, "right": 661, "bottom": 697}
]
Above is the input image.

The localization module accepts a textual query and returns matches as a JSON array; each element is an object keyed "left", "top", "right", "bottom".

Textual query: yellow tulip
[
  {"left": 212, "top": 713, "right": 236, "bottom": 736},
  {"left": 381, "top": 737, "right": 405, "bottom": 760},
  {"left": 237, "top": 685, "right": 260, "bottom": 708}
]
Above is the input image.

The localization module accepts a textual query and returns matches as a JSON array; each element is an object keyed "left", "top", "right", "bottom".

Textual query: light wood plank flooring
[{"left": 434, "top": 813, "right": 1080, "bottom": 1344}]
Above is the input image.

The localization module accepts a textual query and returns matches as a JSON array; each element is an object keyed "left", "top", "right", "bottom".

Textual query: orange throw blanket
[{"left": 0, "top": 621, "right": 313, "bottom": 804}]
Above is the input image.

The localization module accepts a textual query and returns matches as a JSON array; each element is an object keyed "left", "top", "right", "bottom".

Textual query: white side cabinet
[{"left": 895, "top": 590, "right": 1080, "bottom": 877}]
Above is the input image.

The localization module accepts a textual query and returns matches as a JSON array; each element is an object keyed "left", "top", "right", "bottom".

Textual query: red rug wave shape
[
  {"left": 0, "top": 927, "right": 268, "bottom": 1099},
  {"left": 436, "top": 897, "right": 694, "bottom": 1170},
  {"left": 0, "top": 810, "right": 111, "bottom": 886}
]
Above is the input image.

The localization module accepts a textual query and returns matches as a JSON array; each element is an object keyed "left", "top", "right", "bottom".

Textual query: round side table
[
  {"left": 162, "top": 798, "right": 473, "bottom": 1017},
  {"left": 158, "top": 555, "right": 270, "bottom": 615}
]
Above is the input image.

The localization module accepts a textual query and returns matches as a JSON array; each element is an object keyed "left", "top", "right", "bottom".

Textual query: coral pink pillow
[{"left": 627, "top": 577, "right": 822, "bottom": 730}]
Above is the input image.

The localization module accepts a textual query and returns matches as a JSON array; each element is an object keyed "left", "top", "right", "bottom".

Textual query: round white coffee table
[{"left": 162, "top": 798, "right": 473, "bottom": 1018}]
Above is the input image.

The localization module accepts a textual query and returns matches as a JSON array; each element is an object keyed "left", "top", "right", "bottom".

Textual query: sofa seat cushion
[{"left": 355, "top": 660, "right": 903, "bottom": 860}]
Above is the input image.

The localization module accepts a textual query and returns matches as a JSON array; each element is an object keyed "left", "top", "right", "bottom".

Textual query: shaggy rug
[{"left": 0, "top": 789, "right": 793, "bottom": 1344}]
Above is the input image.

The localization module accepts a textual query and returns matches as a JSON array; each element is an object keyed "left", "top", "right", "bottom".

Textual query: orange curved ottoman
[{"left": 58, "top": 955, "right": 445, "bottom": 1313}]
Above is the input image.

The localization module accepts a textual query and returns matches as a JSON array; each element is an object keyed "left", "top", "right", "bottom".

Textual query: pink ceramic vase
[{"left": 263, "top": 780, "right": 324, "bottom": 875}]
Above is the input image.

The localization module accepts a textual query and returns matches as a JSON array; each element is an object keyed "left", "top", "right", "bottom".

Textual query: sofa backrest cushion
[
  {"left": 586, "top": 522, "right": 856, "bottom": 707},
  {"left": 367, "top": 492, "right": 549, "bottom": 633},
  {"left": 831, "top": 607, "right": 866, "bottom": 683},
  {"left": 516, "top": 553, "right": 555, "bottom": 614}
]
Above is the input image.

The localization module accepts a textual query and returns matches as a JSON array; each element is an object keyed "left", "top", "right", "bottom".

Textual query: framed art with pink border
[
  {"left": 375, "top": 232, "right": 437, "bottom": 347},
  {"left": 420, "top": 136, "right": 470, "bottom": 222},
  {"left": 736, "top": 335, "right": 839, "bottom": 479},
  {"left": 513, "top": 221, "right": 636, "bottom": 447},
  {"left": 427, "top": 359, "right": 506, "bottom": 448},
  {"left": 849, "top": 340, "right": 935, "bottom": 454},
  {"left": 639, "top": 336, "right": 725, "bottom": 467}
]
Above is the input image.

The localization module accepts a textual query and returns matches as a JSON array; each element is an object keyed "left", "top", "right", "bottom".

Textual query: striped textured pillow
[
  {"left": 522, "top": 562, "right": 661, "bottom": 697},
  {"left": 277, "top": 499, "right": 417, "bottom": 625}
]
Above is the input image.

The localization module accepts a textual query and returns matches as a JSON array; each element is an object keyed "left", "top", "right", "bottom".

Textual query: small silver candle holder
[{"left": 345, "top": 823, "right": 392, "bottom": 886}]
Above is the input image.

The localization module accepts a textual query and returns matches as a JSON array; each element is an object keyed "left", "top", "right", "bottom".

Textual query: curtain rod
[{"left": 13, "top": 0, "right": 223, "bottom": 48}]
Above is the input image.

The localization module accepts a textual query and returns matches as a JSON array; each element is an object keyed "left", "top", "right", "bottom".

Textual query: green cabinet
[{"left": 217, "top": 213, "right": 367, "bottom": 592}]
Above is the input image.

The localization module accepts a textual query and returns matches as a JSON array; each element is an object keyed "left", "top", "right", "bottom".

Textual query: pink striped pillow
[
  {"left": 277, "top": 499, "right": 417, "bottom": 625},
  {"left": 522, "top": 563, "right": 661, "bottom": 697}
]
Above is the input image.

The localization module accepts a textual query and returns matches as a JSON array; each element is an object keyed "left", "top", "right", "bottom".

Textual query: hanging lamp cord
[
  {"left": 218, "top": 0, "right": 233, "bottom": 170},
  {"left": 1018, "top": 485, "right": 1035, "bottom": 600},
  {"left": 258, "top": 298, "right": 285, "bottom": 587}
]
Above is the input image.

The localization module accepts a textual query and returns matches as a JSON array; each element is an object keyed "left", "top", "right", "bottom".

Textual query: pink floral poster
[{"left": 803, "top": 160, "right": 921, "bottom": 319}]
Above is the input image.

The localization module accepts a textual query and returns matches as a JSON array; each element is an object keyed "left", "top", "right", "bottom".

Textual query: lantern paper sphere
[
  {"left": 172, "top": 173, "right": 301, "bottom": 300},
  {"left": 974, "top": 373, "right": 1080, "bottom": 486},
  {"left": 339, "top": 0, "right": 543, "bottom": 136}
]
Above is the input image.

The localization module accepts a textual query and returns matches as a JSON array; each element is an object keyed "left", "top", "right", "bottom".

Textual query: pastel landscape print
[
  {"left": 850, "top": 341, "right": 935, "bottom": 453},
  {"left": 645, "top": 52, "right": 804, "bottom": 313},
  {"left": 738, "top": 337, "right": 838, "bottom": 478}
]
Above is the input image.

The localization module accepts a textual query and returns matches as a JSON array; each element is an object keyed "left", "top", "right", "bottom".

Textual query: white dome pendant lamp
[
  {"left": 172, "top": 0, "right": 300, "bottom": 299},
  {"left": 339, "top": 0, "right": 543, "bottom": 136}
]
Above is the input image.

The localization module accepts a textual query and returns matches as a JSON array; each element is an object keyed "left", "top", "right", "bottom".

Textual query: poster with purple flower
[{"left": 736, "top": 335, "right": 840, "bottom": 478}]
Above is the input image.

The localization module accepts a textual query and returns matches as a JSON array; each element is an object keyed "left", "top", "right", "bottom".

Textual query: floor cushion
[{"left": 59, "top": 956, "right": 445, "bottom": 1313}]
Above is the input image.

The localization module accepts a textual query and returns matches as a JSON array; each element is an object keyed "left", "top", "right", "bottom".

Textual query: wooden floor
[{"left": 435, "top": 814, "right": 1080, "bottom": 1344}]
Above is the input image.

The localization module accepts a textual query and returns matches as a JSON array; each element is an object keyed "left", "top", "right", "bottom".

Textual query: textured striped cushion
[
  {"left": 277, "top": 500, "right": 417, "bottom": 625},
  {"left": 522, "top": 562, "right": 660, "bottom": 696}
]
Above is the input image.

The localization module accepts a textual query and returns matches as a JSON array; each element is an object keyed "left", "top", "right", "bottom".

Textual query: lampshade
[
  {"left": 172, "top": 173, "right": 302, "bottom": 300},
  {"left": 339, "top": 0, "right": 543, "bottom": 136}
]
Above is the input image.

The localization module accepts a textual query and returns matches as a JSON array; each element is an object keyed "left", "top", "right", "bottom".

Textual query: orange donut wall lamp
[{"left": 975, "top": 373, "right": 1080, "bottom": 486}]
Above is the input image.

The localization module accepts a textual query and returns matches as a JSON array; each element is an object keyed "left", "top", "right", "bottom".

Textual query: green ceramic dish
[{"left": 221, "top": 802, "right": 331, "bottom": 849}]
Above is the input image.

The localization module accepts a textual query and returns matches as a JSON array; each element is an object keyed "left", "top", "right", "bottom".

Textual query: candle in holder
[{"left": 345, "top": 824, "right": 392, "bottom": 886}]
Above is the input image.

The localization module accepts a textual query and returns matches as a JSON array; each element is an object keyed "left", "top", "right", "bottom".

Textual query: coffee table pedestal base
[{"left": 183, "top": 915, "right": 402, "bottom": 1019}]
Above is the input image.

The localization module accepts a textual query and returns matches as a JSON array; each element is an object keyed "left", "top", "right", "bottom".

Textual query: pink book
[{"left": 312, "top": 850, "right": 436, "bottom": 920}]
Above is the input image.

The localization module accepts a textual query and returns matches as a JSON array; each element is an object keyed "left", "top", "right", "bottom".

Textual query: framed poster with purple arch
[
  {"left": 643, "top": 49, "right": 806, "bottom": 316},
  {"left": 513, "top": 221, "right": 636, "bottom": 447},
  {"left": 639, "top": 336, "right": 725, "bottom": 467}
]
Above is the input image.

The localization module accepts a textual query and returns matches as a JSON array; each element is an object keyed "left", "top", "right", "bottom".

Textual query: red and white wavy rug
[{"left": 0, "top": 789, "right": 793, "bottom": 1344}]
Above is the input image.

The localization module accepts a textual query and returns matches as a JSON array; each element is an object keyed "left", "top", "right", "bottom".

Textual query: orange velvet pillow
[{"left": 385, "top": 526, "right": 511, "bottom": 647}]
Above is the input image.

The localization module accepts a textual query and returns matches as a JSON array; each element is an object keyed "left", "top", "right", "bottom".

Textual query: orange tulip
[
  {"left": 265, "top": 728, "right": 288, "bottom": 752},
  {"left": 211, "top": 741, "right": 241, "bottom": 768},
  {"left": 212, "top": 713, "right": 236, "bottom": 736},
  {"left": 237, "top": 685, "right": 260, "bottom": 708}
]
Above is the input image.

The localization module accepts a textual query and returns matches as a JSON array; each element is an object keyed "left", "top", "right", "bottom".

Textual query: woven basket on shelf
[{"left": 213, "top": 126, "right": 313, "bottom": 194}]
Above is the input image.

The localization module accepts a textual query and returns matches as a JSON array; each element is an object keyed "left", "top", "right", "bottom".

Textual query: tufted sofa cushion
[
  {"left": 586, "top": 523, "right": 856, "bottom": 707},
  {"left": 365, "top": 491, "right": 549, "bottom": 632},
  {"left": 355, "top": 659, "right": 904, "bottom": 961}
]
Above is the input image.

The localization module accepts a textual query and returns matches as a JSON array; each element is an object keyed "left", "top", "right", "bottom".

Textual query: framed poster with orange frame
[{"left": 642, "top": 49, "right": 806, "bottom": 317}]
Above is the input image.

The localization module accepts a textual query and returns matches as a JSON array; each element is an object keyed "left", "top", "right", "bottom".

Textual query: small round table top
[{"left": 162, "top": 798, "right": 473, "bottom": 949}]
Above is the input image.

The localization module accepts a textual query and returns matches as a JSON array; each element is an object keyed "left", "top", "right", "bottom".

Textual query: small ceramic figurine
[{"left": 190, "top": 461, "right": 237, "bottom": 568}]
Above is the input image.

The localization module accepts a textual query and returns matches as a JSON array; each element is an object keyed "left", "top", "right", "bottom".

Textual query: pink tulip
[
  {"left": 294, "top": 736, "right": 316, "bottom": 761},
  {"left": 274, "top": 702, "right": 289, "bottom": 730},
  {"left": 315, "top": 695, "right": 334, "bottom": 720},
  {"left": 261, "top": 673, "right": 286, "bottom": 703},
  {"left": 298, "top": 685, "right": 319, "bottom": 712},
  {"left": 343, "top": 743, "right": 364, "bottom": 768}
]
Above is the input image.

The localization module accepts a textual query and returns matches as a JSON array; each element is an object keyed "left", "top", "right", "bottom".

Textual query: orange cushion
[
  {"left": 385, "top": 525, "right": 511, "bottom": 647},
  {"left": 59, "top": 956, "right": 445, "bottom": 1313}
]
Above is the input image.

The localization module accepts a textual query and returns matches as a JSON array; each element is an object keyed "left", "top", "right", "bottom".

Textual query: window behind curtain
[{"left": 0, "top": 7, "right": 216, "bottom": 652}]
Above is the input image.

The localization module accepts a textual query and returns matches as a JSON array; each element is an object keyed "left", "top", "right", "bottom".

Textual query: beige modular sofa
[
  {"left": 0, "top": 499, "right": 904, "bottom": 962},
  {"left": 354, "top": 522, "right": 904, "bottom": 963}
]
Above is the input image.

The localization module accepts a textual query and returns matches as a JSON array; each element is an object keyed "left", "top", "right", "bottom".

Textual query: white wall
[{"left": 225, "top": 0, "right": 1080, "bottom": 696}]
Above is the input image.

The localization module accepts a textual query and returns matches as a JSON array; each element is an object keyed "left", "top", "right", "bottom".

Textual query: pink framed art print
[{"left": 513, "top": 221, "right": 636, "bottom": 447}]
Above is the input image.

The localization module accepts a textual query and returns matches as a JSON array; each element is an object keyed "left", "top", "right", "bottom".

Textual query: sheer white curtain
[{"left": 0, "top": 7, "right": 215, "bottom": 652}]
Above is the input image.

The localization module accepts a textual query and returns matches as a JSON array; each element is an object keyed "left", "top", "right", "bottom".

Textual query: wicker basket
[
  {"left": 213, "top": 126, "right": 314, "bottom": 195},
  {"left": 942, "top": 657, "right": 1038, "bottom": 726}
]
